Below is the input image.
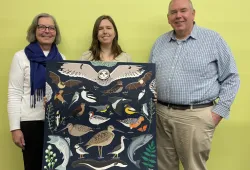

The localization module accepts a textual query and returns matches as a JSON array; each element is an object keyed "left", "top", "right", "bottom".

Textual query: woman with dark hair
[
  {"left": 7, "top": 13, "right": 65, "bottom": 170},
  {"left": 80, "top": 15, "right": 132, "bottom": 62}
]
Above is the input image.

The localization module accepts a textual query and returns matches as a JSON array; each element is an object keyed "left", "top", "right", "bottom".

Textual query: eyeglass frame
[{"left": 37, "top": 24, "right": 56, "bottom": 32}]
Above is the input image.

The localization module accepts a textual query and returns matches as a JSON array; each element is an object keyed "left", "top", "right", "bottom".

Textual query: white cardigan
[{"left": 7, "top": 50, "right": 65, "bottom": 131}]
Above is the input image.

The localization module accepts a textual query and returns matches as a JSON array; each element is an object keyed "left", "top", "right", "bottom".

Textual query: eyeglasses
[{"left": 37, "top": 25, "right": 56, "bottom": 32}]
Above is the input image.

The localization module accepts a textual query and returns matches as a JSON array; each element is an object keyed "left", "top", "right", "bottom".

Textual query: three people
[
  {"left": 8, "top": 13, "right": 65, "bottom": 170},
  {"left": 8, "top": 7, "right": 240, "bottom": 170},
  {"left": 149, "top": 0, "right": 240, "bottom": 170}
]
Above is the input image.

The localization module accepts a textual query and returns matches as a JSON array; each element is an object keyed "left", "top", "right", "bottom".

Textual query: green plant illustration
[
  {"left": 44, "top": 145, "right": 57, "bottom": 170},
  {"left": 140, "top": 99, "right": 156, "bottom": 131},
  {"left": 148, "top": 99, "right": 155, "bottom": 131},
  {"left": 141, "top": 140, "right": 157, "bottom": 169},
  {"left": 46, "top": 103, "right": 55, "bottom": 134}
]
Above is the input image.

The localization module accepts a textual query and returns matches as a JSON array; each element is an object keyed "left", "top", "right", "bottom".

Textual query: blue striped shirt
[{"left": 149, "top": 24, "right": 240, "bottom": 118}]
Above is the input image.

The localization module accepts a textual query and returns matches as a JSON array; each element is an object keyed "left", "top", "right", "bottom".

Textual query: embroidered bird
[
  {"left": 54, "top": 90, "right": 67, "bottom": 104},
  {"left": 107, "top": 136, "right": 126, "bottom": 158},
  {"left": 68, "top": 91, "right": 80, "bottom": 109},
  {"left": 49, "top": 71, "right": 82, "bottom": 89},
  {"left": 142, "top": 103, "right": 149, "bottom": 116},
  {"left": 124, "top": 104, "right": 138, "bottom": 115},
  {"left": 80, "top": 86, "right": 97, "bottom": 103},
  {"left": 58, "top": 123, "right": 93, "bottom": 143},
  {"left": 125, "top": 71, "right": 153, "bottom": 90},
  {"left": 101, "top": 80, "right": 123, "bottom": 95},
  {"left": 137, "top": 124, "right": 148, "bottom": 132},
  {"left": 89, "top": 104, "right": 109, "bottom": 113},
  {"left": 89, "top": 111, "right": 110, "bottom": 128},
  {"left": 108, "top": 97, "right": 132, "bottom": 116},
  {"left": 59, "top": 64, "right": 145, "bottom": 86},
  {"left": 71, "top": 103, "right": 85, "bottom": 117},
  {"left": 74, "top": 144, "right": 89, "bottom": 159},
  {"left": 138, "top": 89, "right": 146, "bottom": 101},
  {"left": 85, "top": 125, "right": 123, "bottom": 159},
  {"left": 117, "top": 116, "right": 144, "bottom": 129}
]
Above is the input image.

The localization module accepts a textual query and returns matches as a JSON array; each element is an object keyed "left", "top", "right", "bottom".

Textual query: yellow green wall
[{"left": 0, "top": 0, "right": 249, "bottom": 169}]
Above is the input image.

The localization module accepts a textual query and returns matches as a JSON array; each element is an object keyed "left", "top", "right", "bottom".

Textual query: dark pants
[{"left": 21, "top": 121, "right": 44, "bottom": 170}]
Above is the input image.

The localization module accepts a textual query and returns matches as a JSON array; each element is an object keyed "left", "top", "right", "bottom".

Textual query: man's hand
[
  {"left": 153, "top": 94, "right": 157, "bottom": 103},
  {"left": 11, "top": 129, "right": 25, "bottom": 150},
  {"left": 211, "top": 112, "right": 222, "bottom": 126}
]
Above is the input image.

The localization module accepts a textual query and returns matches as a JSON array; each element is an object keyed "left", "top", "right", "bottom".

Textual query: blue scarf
[{"left": 25, "top": 42, "right": 63, "bottom": 108}]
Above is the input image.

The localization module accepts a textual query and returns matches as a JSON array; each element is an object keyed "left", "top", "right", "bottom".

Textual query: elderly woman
[
  {"left": 8, "top": 13, "right": 65, "bottom": 170},
  {"left": 80, "top": 15, "right": 132, "bottom": 62}
]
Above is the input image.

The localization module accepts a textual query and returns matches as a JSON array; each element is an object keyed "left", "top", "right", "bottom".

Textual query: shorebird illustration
[
  {"left": 108, "top": 136, "right": 127, "bottom": 158},
  {"left": 124, "top": 104, "right": 138, "bottom": 115},
  {"left": 85, "top": 125, "right": 123, "bottom": 159},
  {"left": 89, "top": 104, "right": 109, "bottom": 113},
  {"left": 117, "top": 116, "right": 145, "bottom": 130},
  {"left": 59, "top": 123, "right": 93, "bottom": 142},
  {"left": 89, "top": 111, "right": 110, "bottom": 128},
  {"left": 74, "top": 144, "right": 89, "bottom": 159}
]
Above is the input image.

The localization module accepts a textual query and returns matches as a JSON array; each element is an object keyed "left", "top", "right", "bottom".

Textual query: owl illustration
[
  {"left": 58, "top": 63, "right": 145, "bottom": 86},
  {"left": 98, "top": 69, "right": 110, "bottom": 80}
]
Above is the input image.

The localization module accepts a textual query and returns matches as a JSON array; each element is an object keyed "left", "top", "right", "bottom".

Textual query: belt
[{"left": 157, "top": 101, "right": 214, "bottom": 110}]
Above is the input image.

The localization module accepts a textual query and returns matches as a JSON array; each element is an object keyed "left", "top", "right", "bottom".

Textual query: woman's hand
[{"left": 11, "top": 129, "right": 25, "bottom": 150}]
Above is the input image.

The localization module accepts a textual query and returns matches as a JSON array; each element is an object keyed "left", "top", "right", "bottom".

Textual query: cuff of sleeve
[
  {"left": 8, "top": 116, "right": 21, "bottom": 131},
  {"left": 212, "top": 104, "right": 230, "bottom": 119}
]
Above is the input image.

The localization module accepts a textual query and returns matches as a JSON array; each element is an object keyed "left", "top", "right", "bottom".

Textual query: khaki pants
[{"left": 156, "top": 103, "right": 216, "bottom": 170}]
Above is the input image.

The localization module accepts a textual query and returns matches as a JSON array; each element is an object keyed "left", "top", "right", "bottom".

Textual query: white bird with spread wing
[
  {"left": 58, "top": 63, "right": 145, "bottom": 86},
  {"left": 80, "top": 86, "right": 97, "bottom": 103}
]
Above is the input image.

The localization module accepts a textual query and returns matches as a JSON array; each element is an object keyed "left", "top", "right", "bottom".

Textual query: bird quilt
[{"left": 42, "top": 60, "right": 158, "bottom": 170}]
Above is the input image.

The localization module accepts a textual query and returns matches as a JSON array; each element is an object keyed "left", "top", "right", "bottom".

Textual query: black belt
[{"left": 158, "top": 101, "right": 214, "bottom": 110}]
